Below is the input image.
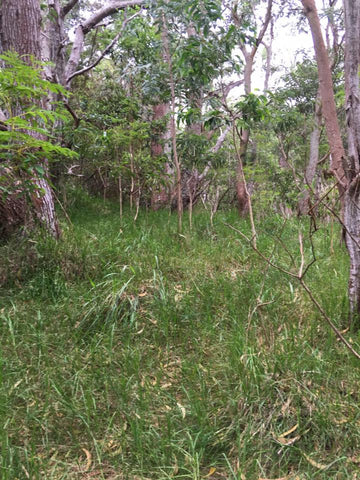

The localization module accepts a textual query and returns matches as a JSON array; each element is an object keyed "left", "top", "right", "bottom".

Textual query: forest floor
[{"left": 1, "top": 189, "right": 360, "bottom": 480}]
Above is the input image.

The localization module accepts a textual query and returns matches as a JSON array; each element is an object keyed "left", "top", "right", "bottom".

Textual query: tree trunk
[
  {"left": 343, "top": 0, "right": 360, "bottom": 324},
  {"left": 236, "top": 129, "right": 250, "bottom": 216},
  {"left": 162, "top": 12, "right": 182, "bottom": 232},
  {"left": 301, "top": 0, "right": 346, "bottom": 194},
  {"left": 150, "top": 102, "right": 172, "bottom": 210},
  {"left": 298, "top": 91, "right": 322, "bottom": 215},
  {"left": 234, "top": 0, "right": 273, "bottom": 215},
  {"left": 0, "top": 0, "right": 60, "bottom": 238},
  {"left": 303, "top": 0, "right": 360, "bottom": 324}
]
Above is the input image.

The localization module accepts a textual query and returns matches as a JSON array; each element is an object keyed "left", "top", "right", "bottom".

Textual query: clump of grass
[{"left": 0, "top": 189, "right": 359, "bottom": 479}]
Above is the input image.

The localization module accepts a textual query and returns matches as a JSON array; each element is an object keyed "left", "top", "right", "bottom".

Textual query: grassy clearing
[{"left": 1, "top": 190, "right": 360, "bottom": 479}]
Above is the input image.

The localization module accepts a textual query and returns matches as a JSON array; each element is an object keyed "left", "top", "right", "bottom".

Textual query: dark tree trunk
[{"left": 0, "top": 0, "right": 60, "bottom": 238}]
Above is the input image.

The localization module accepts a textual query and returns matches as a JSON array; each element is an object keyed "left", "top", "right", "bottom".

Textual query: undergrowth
[{"left": 1, "top": 189, "right": 359, "bottom": 479}]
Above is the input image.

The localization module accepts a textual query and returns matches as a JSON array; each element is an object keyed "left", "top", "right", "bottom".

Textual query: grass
[{"left": 1, "top": 189, "right": 360, "bottom": 479}]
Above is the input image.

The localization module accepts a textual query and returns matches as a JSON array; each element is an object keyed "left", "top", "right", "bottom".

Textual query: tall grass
[{"left": 0, "top": 189, "right": 359, "bottom": 479}]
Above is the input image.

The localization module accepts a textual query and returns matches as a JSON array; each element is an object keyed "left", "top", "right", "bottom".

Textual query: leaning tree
[{"left": 302, "top": 0, "right": 360, "bottom": 323}]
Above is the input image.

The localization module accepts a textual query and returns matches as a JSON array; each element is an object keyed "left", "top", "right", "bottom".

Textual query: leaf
[
  {"left": 258, "top": 476, "right": 292, "bottom": 480},
  {"left": 302, "top": 453, "right": 329, "bottom": 470},
  {"left": 81, "top": 448, "right": 92, "bottom": 472},
  {"left": 274, "top": 435, "right": 301, "bottom": 446},
  {"left": 177, "top": 402, "right": 186, "bottom": 419},
  {"left": 204, "top": 467, "right": 216, "bottom": 477},
  {"left": 279, "top": 424, "right": 298, "bottom": 438},
  {"left": 281, "top": 397, "right": 292, "bottom": 416},
  {"left": 349, "top": 455, "right": 360, "bottom": 464}
]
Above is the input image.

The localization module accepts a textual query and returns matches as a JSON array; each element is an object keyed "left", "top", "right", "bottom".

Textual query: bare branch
[
  {"left": 67, "top": 10, "right": 141, "bottom": 83},
  {"left": 211, "top": 125, "right": 231, "bottom": 154},
  {"left": 207, "top": 80, "right": 244, "bottom": 101},
  {"left": 65, "top": 0, "right": 143, "bottom": 83},
  {"left": 224, "top": 222, "right": 296, "bottom": 277},
  {"left": 61, "top": 0, "right": 79, "bottom": 18},
  {"left": 298, "top": 232, "right": 305, "bottom": 278},
  {"left": 82, "top": 0, "right": 143, "bottom": 34},
  {"left": 300, "top": 279, "right": 360, "bottom": 360},
  {"left": 225, "top": 220, "right": 360, "bottom": 360},
  {"left": 63, "top": 99, "right": 81, "bottom": 128},
  {"left": 253, "top": 0, "right": 273, "bottom": 52}
]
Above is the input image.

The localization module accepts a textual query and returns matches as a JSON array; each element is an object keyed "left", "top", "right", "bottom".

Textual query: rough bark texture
[
  {"left": 0, "top": 0, "right": 41, "bottom": 56},
  {"left": 343, "top": 0, "right": 360, "bottom": 323},
  {"left": 0, "top": 0, "right": 60, "bottom": 238},
  {"left": 41, "top": 0, "right": 66, "bottom": 85}
]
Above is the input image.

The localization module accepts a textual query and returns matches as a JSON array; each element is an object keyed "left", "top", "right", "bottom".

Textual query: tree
[
  {"left": 232, "top": 0, "right": 273, "bottom": 216},
  {"left": 0, "top": 0, "right": 145, "bottom": 238},
  {"left": 0, "top": 0, "right": 60, "bottom": 237},
  {"left": 343, "top": 0, "right": 360, "bottom": 323},
  {"left": 302, "top": 0, "right": 360, "bottom": 324}
]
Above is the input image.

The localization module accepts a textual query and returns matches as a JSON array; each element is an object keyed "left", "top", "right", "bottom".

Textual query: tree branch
[
  {"left": 61, "top": 0, "right": 79, "bottom": 18},
  {"left": 66, "top": 10, "right": 141, "bottom": 84},
  {"left": 82, "top": 0, "right": 143, "bottom": 34},
  {"left": 65, "top": 0, "right": 143, "bottom": 84},
  {"left": 225, "top": 221, "right": 360, "bottom": 360}
]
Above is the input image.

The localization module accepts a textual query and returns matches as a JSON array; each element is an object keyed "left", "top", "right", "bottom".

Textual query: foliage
[
  {"left": 0, "top": 52, "right": 76, "bottom": 186},
  {"left": 1, "top": 194, "right": 358, "bottom": 479}
]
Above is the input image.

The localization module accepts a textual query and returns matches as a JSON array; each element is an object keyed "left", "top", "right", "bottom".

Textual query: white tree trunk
[{"left": 343, "top": 0, "right": 360, "bottom": 323}]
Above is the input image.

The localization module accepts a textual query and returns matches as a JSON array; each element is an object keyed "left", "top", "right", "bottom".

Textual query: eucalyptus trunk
[
  {"left": 302, "top": 0, "right": 360, "bottom": 324},
  {"left": 343, "top": 0, "right": 360, "bottom": 323}
]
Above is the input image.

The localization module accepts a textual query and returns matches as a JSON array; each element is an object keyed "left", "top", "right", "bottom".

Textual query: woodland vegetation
[{"left": 1, "top": 0, "right": 360, "bottom": 478}]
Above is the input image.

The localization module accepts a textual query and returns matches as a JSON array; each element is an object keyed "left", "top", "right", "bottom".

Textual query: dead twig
[{"left": 225, "top": 221, "right": 360, "bottom": 360}]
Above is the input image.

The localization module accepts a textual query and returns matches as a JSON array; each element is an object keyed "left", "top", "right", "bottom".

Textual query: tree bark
[
  {"left": 0, "top": 0, "right": 60, "bottom": 238},
  {"left": 161, "top": 12, "right": 183, "bottom": 232},
  {"left": 65, "top": 0, "right": 143, "bottom": 86},
  {"left": 301, "top": 0, "right": 346, "bottom": 193},
  {"left": 343, "top": 0, "right": 360, "bottom": 324},
  {"left": 150, "top": 103, "right": 173, "bottom": 210},
  {"left": 302, "top": 0, "right": 360, "bottom": 325},
  {"left": 298, "top": 91, "right": 322, "bottom": 215}
]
